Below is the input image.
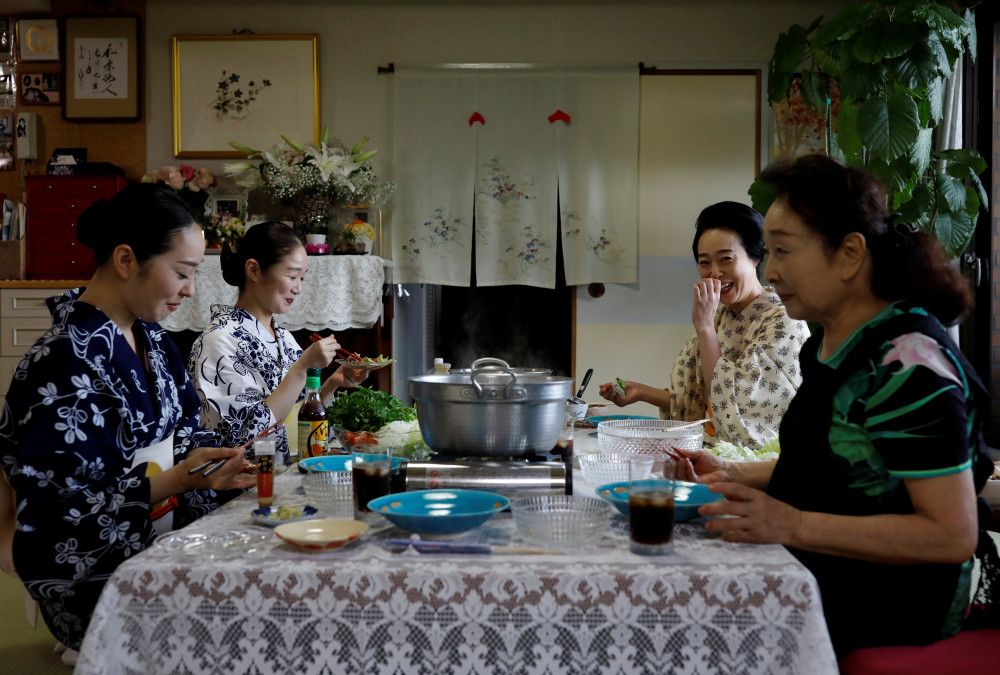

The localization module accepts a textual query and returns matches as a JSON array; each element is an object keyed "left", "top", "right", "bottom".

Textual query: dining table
[{"left": 75, "top": 430, "right": 839, "bottom": 674}]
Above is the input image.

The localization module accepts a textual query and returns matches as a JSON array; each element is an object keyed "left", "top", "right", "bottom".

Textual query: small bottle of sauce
[
  {"left": 298, "top": 368, "right": 329, "bottom": 458},
  {"left": 256, "top": 437, "right": 276, "bottom": 508}
]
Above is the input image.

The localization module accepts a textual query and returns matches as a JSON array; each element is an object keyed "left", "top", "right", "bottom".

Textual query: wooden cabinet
[
  {"left": 0, "top": 286, "right": 71, "bottom": 407},
  {"left": 26, "top": 175, "right": 130, "bottom": 280}
]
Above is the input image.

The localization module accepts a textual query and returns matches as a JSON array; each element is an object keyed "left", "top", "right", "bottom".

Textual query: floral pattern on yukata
[
  {"left": 188, "top": 305, "right": 303, "bottom": 464},
  {"left": 0, "top": 289, "right": 229, "bottom": 650},
  {"left": 666, "top": 289, "right": 809, "bottom": 449}
]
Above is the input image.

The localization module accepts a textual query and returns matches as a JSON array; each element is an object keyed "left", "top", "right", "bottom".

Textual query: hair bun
[
  {"left": 219, "top": 241, "right": 246, "bottom": 287},
  {"left": 76, "top": 198, "right": 112, "bottom": 250}
]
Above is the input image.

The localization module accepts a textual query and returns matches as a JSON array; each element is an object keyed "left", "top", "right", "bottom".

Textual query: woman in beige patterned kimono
[{"left": 599, "top": 201, "right": 809, "bottom": 449}]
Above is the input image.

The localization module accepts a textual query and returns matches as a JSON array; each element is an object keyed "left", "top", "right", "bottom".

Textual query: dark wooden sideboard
[{"left": 26, "top": 175, "right": 130, "bottom": 280}]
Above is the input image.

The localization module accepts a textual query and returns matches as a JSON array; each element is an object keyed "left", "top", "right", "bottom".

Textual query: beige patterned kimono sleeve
[{"left": 665, "top": 289, "right": 809, "bottom": 449}]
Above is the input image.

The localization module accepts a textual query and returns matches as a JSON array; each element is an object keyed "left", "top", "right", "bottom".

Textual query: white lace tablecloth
[
  {"left": 159, "top": 255, "right": 389, "bottom": 332},
  {"left": 77, "top": 468, "right": 838, "bottom": 675}
]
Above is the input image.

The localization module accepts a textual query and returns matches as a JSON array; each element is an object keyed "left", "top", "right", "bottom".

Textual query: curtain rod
[{"left": 377, "top": 62, "right": 649, "bottom": 75}]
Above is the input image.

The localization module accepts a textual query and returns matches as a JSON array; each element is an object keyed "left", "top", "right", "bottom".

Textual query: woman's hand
[
  {"left": 300, "top": 335, "right": 340, "bottom": 370},
  {"left": 152, "top": 447, "right": 255, "bottom": 503},
  {"left": 674, "top": 448, "right": 730, "bottom": 484},
  {"left": 329, "top": 365, "right": 369, "bottom": 390},
  {"left": 598, "top": 380, "right": 640, "bottom": 406},
  {"left": 692, "top": 278, "right": 722, "bottom": 332},
  {"left": 699, "top": 482, "right": 802, "bottom": 545}
]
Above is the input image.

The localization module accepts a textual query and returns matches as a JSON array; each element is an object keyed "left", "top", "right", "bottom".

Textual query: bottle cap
[
  {"left": 433, "top": 357, "right": 443, "bottom": 365},
  {"left": 307, "top": 367, "right": 322, "bottom": 378},
  {"left": 254, "top": 437, "right": 276, "bottom": 456}
]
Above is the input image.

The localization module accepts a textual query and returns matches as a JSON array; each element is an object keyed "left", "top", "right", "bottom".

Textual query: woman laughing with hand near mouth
[{"left": 599, "top": 201, "right": 809, "bottom": 449}]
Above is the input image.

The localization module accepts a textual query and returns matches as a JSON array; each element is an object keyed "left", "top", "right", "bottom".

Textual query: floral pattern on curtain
[{"left": 391, "top": 67, "right": 638, "bottom": 287}]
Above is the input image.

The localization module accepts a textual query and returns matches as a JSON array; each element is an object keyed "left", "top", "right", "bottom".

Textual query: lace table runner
[
  {"left": 159, "top": 255, "right": 388, "bottom": 333},
  {"left": 77, "top": 471, "right": 838, "bottom": 675}
]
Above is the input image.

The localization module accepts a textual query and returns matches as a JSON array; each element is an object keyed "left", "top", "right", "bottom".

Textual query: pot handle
[{"left": 470, "top": 358, "right": 516, "bottom": 399}]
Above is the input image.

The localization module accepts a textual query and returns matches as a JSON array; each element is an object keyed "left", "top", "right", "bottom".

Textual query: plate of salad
[
  {"left": 336, "top": 355, "right": 396, "bottom": 370},
  {"left": 325, "top": 386, "right": 433, "bottom": 459}
]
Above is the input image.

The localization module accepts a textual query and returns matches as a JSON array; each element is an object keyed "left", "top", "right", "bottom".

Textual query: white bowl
[{"left": 274, "top": 518, "right": 368, "bottom": 552}]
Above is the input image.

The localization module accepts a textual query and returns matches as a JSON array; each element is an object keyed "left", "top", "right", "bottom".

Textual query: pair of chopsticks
[
  {"left": 309, "top": 333, "right": 361, "bottom": 362},
  {"left": 188, "top": 420, "right": 284, "bottom": 477}
]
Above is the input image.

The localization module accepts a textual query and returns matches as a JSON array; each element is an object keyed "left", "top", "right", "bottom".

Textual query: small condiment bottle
[
  {"left": 433, "top": 358, "right": 451, "bottom": 375},
  {"left": 256, "top": 437, "right": 276, "bottom": 508}
]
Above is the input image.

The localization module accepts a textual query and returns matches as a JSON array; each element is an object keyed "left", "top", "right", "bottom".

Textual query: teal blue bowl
[
  {"left": 298, "top": 454, "right": 407, "bottom": 473},
  {"left": 298, "top": 455, "right": 352, "bottom": 473},
  {"left": 594, "top": 480, "right": 719, "bottom": 521},
  {"left": 367, "top": 489, "right": 510, "bottom": 539}
]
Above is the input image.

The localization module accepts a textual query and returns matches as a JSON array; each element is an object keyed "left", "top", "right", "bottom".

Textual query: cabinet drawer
[
  {"left": 0, "top": 316, "right": 51, "bottom": 357},
  {"left": 1, "top": 355, "right": 21, "bottom": 400},
  {"left": 27, "top": 252, "right": 95, "bottom": 280},
  {"left": 28, "top": 176, "right": 127, "bottom": 198},
  {"left": 28, "top": 198, "right": 91, "bottom": 217},
  {"left": 0, "top": 288, "right": 69, "bottom": 318}
]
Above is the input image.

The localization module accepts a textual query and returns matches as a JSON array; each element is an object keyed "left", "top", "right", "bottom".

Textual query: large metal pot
[
  {"left": 409, "top": 358, "right": 572, "bottom": 457},
  {"left": 450, "top": 357, "right": 552, "bottom": 376}
]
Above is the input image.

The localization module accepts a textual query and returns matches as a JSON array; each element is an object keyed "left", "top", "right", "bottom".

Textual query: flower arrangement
[
  {"left": 224, "top": 126, "right": 396, "bottom": 208},
  {"left": 341, "top": 219, "right": 376, "bottom": 244},
  {"left": 142, "top": 164, "right": 217, "bottom": 193},
  {"left": 204, "top": 214, "right": 246, "bottom": 249},
  {"left": 141, "top": 165, "right": 218, "bottom": 224}
]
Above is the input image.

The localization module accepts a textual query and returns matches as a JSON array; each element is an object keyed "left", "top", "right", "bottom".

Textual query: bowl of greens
[{"left": 326, "top": 386, "right": 433, "bottom": 460}]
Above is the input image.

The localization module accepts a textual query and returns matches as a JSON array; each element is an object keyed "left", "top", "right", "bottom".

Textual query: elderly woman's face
[
  {"left": 762, "top": 197, "right": 837, "bottom": 323},
  {"left": 695, "top": 228, "right": 760, "bottom": 311}
]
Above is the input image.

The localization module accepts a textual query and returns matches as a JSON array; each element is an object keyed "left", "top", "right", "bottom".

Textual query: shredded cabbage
[
  {"left": 373, "top": 419, "right": 433, "bottom": 459},
  {"left": 710, "top": 435, "right": 780, "bottom": 461}
]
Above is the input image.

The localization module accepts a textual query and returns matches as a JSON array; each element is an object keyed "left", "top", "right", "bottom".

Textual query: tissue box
[{"left": 0, "top": 240, "right": 26, "bottom": 279}]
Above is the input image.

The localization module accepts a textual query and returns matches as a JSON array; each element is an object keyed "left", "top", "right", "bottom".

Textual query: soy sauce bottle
[{"left": 298, "top": 368, "right": 329, "bottom": 458}]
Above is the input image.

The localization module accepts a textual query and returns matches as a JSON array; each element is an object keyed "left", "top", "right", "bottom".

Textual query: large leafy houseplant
[{"left": 751, "top": 0, "right": 986, "bottom": 257}]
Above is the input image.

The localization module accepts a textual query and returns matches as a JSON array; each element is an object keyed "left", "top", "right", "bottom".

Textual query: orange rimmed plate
[{"left": 273, "top": 518, "right": 369, "bottom": 552}]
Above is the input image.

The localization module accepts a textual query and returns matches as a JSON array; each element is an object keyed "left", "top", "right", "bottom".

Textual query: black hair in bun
[
  {"left": 219, "top": 221, "right": 305, "bottom": 290},
  {"left": 692, "top": 201, "right": 766, "bottom": 264},
  {"left": 77, "top": 182, "right": 200, "bottom": 266}
]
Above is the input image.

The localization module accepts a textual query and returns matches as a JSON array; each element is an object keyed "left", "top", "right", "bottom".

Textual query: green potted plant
[{"left": 751, "top": 0, "right": 986, "bottom": 257}]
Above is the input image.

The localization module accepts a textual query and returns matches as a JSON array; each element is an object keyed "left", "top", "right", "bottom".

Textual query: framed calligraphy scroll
[
  {"left": 171, "top": 35, "right": 319, "bottom": 158},
  {"left": 63, "top": 16, "right": 141, "bottom": 121}
]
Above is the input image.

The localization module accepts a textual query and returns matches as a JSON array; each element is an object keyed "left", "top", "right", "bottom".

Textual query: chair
[{"left": 838, "top": 629, "right": 1000, "bottom": 674}]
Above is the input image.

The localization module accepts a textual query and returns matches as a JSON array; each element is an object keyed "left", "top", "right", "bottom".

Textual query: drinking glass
[
  {"left": 628, "top": 457, "right": 675, "bottom": 555},
  {"left": 351, "top": 448, "right": 392, "bottom": 523}
]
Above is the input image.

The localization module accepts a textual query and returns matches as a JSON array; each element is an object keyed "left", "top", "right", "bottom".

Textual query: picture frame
[
  {"left": 172, "top": 34, "right": 319, "bottom": 159},
  {"left": 63, "top": 16, "right": 141, "bottom": 121},
  {"left": 0, "top": 18, "right": 12, "bottom": 56},
  {"left": 209, "top": 193, "right": 247, "bottom": 220},
  {"left": 20, "top": 73, "right": 60, "bottom": 106},
  {"left": 17, "top": 19, "right": 58, "bottom": 61}
]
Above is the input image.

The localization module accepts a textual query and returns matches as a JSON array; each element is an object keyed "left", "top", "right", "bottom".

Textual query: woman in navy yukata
[{"left": 0, "top": 183, "right": 256, "bottom": 657}]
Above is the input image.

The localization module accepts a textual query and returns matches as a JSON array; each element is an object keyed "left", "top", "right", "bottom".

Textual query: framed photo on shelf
[
  {"left": 20, "top": 73, "right": 59, "bottom": 105},
  {"left": 17, "top": 19, "right": 58, "bottom": 61},
  {"left": 64, "top": 16, "right": 141, "bottom": 121},
  {"left": 172, "top": 34, "right": 319, "bottom": 158},
  {"left": 209, "top": 193, "right": 246, "bottom": 220}
]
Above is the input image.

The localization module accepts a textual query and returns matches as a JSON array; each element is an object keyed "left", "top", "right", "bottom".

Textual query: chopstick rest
[{"left": 388, "top": 539, "right": 564, "bottom": 555}]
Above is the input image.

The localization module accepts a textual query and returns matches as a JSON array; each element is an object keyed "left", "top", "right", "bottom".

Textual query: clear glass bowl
[
  {"left": 509, "top": 495, "right": 611, "bottom": 548},
  {"left": 301, "top": 471, "right": 354, "bottom": 518},
  {"left": 597, "top": 419, "right": 704, "bottom": 457},
  {"left": 578, "top": 453, "right": 653, "bottom": 487}
]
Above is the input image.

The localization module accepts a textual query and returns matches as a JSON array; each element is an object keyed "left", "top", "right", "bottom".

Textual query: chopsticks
[
  {"left": 388, "top": 539, "right": 565, "bottom": 555},
  {"left": 309, "top": 333, "right": 361, "bottom": 362},
  {"left": 188, "top": 420, "right": 285, "bottom": 477}
]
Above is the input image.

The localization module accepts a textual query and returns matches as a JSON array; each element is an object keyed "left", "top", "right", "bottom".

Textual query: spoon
[{"left": 575, "top": 368, "right": 594, "bottom": 399}]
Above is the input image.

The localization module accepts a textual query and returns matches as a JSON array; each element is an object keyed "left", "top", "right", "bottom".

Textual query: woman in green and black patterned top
[{"left": 677, "top": 155, "right": 998, "bottom": 656}]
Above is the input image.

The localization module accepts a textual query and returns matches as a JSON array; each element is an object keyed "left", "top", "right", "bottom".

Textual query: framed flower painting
[{"left": 172, "top": 34, "right": 320, "bottom": 159}]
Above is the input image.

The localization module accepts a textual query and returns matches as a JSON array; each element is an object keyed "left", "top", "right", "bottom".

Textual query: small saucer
[{"left": 251, "top": 504, "right": 319, "bottom": 527}]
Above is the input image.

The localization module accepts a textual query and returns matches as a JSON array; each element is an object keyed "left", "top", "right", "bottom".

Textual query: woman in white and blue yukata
[
  {"left": 187, "top": 222, "right": 367, "bottom": 466},
  {"left": 0, "top": 183, "right": 256, "bottom": 655}
]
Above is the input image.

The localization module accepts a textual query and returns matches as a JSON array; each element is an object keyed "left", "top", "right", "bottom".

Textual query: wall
[{"left": 0, "top": 0, "right": 147, "bottom": 205}]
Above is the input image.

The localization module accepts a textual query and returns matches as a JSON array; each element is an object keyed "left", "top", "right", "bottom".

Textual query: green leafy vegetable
[{"left": 325, "top": 386, "right": 417, "bottom": 432}]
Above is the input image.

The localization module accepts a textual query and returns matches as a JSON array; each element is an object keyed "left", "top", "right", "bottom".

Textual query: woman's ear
[
  {"left": 837, "top": 232, "right": 868, "bottom": 280},
  {"left": 244, "top": 258, "right": 260, "bottom": 283},
  {"left": 110, "top": 244, "right": 136, "bottom": 279}
]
